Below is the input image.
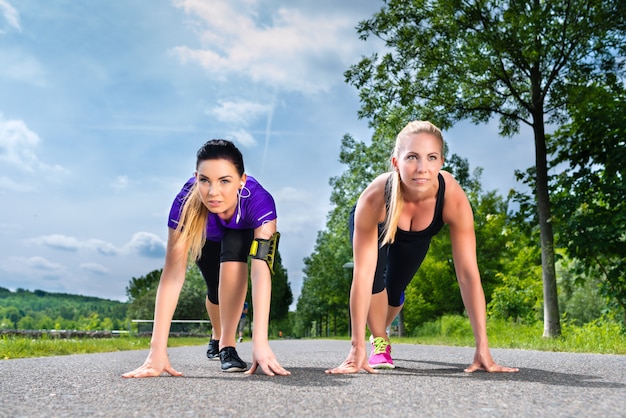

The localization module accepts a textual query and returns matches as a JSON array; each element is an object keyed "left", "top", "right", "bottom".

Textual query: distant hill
[{"left": 0, "top": 287, "right": 128, "bottom": 330}]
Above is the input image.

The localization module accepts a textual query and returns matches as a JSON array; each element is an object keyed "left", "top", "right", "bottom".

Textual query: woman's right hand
[
  {"left": 122, "top": 349, "right": 183, "bottom": 378},
  {"left": 325, "top": 344, "right": 377, "bottom": 375},
  {"left": 246, "top": 340, "right": 291, "bottom": 376}
]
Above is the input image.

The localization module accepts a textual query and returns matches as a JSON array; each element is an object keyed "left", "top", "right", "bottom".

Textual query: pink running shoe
[{"left": 368, "top": 335, "right": 395, "bottom": 369}]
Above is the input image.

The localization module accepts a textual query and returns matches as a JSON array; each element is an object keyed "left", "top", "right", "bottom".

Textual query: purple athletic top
[{"left": 167, "top": 175, "right": 277, "bottom": 242}]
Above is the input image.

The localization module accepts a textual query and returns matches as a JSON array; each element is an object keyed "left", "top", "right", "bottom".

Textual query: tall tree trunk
[{"left": 533, "top": 118, "right": 561, "bottom": 337}]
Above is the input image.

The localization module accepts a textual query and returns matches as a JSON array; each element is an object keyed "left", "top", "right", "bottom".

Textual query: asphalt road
[{"left": 1, "top": 339, "right": 624, "bottom": 417}]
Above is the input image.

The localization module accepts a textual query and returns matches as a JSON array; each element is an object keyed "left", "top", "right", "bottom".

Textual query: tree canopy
[
  {"left": 343, "top": 0, "right": 626, "bottom": 336},
  {"left": 549, "top": 82, "right": 626, "bottom": 319}
]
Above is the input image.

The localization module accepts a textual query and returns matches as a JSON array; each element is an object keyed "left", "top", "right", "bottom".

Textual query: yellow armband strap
[{"left": 249, "top": 232, "right": 280, "bottom": 275}]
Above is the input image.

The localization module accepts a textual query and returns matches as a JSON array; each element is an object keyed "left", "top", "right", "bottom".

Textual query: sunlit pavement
[{"left": 1, "top": 339, "right": 624, "bottom": 417}]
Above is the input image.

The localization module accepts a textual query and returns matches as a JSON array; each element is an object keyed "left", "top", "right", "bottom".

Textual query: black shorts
[{"left": 195, "top": 228, "right": 254, "bottom": 304}]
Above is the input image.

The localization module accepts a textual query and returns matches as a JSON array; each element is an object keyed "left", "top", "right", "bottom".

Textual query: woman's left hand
[
  {"left": 246, "top": 341, "right": 291, "bottom": 376},
  {"left": 464, "top": 347, "right": 519, "bottom": 373}
]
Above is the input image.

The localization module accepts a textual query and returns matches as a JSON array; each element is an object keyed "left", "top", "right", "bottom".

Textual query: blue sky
[{"left": 0, "top": 0, "right": 534, "bottom": 306}]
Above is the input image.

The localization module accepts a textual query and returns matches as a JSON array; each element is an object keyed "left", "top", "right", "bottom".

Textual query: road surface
[{"left": 1, "top": 339, "right": 624, "bottom": 417}]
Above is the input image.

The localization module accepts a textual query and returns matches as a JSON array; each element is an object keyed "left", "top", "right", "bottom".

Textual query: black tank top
[{"left": 383, "top": 172, "right": 446, "bottom": 240}]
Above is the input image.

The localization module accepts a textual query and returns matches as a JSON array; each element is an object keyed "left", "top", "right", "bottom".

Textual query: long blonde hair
[
  {"left": 381, "top": 121, "right": 444, "bottom": 246},
  {"left": 174, "top": 183, "right": 209, "bottom": 262}
]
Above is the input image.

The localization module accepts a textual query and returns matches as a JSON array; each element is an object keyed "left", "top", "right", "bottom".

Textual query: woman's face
[
  {"left": 392, "top": 132, "right": 444, "bottom": 193},
  {"left": 195, "top": 158, "right": 246, "bottom": 221}
]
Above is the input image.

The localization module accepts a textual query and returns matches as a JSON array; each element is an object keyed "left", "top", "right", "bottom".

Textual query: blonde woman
[
  {"left": 326, "top": 121, "right": 518, "bottom": 374},
  {"left": 123, "top": 139, "right": 289, "bottom": 377}
]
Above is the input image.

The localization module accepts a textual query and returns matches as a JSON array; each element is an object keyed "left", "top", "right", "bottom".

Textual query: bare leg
[
  {"left": 386, "top": 304, "right": 403, "bottom": 329},
  {"left": 205, "top": 296, "right": 221, "bottom": 340},
  {"left": 367, "top": 290, "right": 390, "bottom": 339},
  {"left": 217, "top": 261, "right": 248, "bottom": 349},
  {"left": 368, "top": 292, "right": 403, "bottom": 340}
]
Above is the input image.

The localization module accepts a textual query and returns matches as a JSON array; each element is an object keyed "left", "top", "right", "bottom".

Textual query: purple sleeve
[{"left": 238, "top": 176, "right": 277, "bottom": 229}]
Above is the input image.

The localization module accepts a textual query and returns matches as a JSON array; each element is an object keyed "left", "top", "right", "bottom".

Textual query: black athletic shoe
[
  {"left": 206, "top": 339, "right": 220, "bottom": 360},
  {"left": 219, "top": 346, "right": 248, "bottom": 372}
]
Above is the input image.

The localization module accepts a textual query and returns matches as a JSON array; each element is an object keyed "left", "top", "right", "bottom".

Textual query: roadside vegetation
[
  {"left": 2, "top": 314, "right": 624, "bottom": 360},
  {"left": 0, "top": 335, "right": 207, "bottom": 360}
]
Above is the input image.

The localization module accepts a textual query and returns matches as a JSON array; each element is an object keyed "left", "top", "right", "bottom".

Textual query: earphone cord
[{"left": 236, "top": 185, "right": 251, "bottom": 223}]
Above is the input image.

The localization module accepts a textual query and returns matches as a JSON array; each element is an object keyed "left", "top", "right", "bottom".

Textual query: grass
[
  {"left": 405, "top": 315, "right": 626, "bottom": 355},
  {"left": 0, "top": 335, "right": 207, "bottom": 360},
  {"left": 2, "top": 316, "right": 624, "bottom": 360}
]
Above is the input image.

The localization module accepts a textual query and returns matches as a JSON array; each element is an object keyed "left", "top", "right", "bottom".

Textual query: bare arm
[
  {"left": 246, "top": 220, "right": 290, "bottom": 376},
  {"left": 349, "top": 198, "right": 382, "bottom": 348},
  {"left": 122, "top": 228, "right": 188, "bottom": 378},
  {"left": 444, "top": 173, "right": 518, "bottom": 373},
  {"left": 326, "top": 175, "right": 387, "bottom": 374}
]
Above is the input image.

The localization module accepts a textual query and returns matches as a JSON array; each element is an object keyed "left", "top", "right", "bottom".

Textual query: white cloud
[
  {"left": 124, "top": 232, "right": 166, "bottom": 259},
  {"left": 29, "top": 256, "right": 63, "bottom": 271},
  {"left": 80, "top": 262, "right": 110, "bottom": 275},
  {"left": 0, "top": 0, "right": 20, "bottom": 33},
  {"left": 5, "top": 255, "right": 64, "bottom": 273},
  {"left": 0, "top": 115, "right": 40, "bottom": 170},
  {"left": 0, "top": 49, "right": 46, "bottom": 85},
  {"left": 208, "top": 99, "right": 272, "bottom": 125},
  {"left": 111, "top": 175, "right": 130, "bottom": 191},
  {"left": 24, "top": 233, "right": 163, "bottom": 258},
  {"left": 29, "top": 234, "right": 82, "bottom": 252},
  {"left": 227, "top": 129, "right": 256, "bottom": 147},
  {"left": 172, "top": 0, "right": 361, "bottom": 94},
  {"left": 24, "top": 234, "right": 119, "bottom": 255},
  {"left": 0, "top": 175, "right": 33, "bottom": 192},
  {"left": 23, "top": 231, "right": 166, "bottom": 262},
  {"left": 0, "top": 115, "right": 67, "bottom": 175},
  {"left": 88, "top": 239, "right": 119, "bottom": 256}
]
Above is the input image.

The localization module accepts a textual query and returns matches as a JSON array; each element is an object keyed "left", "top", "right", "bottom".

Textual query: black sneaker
[
  {"left": 206, "top": 339, "right": 219, "bottom": 360},
  {"left": 219, "top": 346, "right": 248, "bottom": 372}
]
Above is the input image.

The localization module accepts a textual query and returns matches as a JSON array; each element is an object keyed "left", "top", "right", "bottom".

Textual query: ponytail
[
  {"left": 174, "top": 182, "right": 209, "bottom": 262},
  {"left": 381, "top": 170, "right": 403, "bottom": 246}
]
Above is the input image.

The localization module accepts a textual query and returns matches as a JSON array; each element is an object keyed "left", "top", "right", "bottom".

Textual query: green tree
[
  {"left": 0, "top": 289, "right": 126, "bottom": 330},
  {"left": 17, "top": 315, "right": 36, "bottom": 330},
  {"left": 557, "top": 256, "right": 611, "bottom": 326},
  {"left": 295, "top": 133, "right": 382, "bottom": 337},
  {"left": 126, "top": 269, "right": 162, "bottom": 302},
  {"left": 2, "top": 306, "right": 22, "bottom": 327},
  {"left": 246, "top": 251, "right": 293, "bottom": 337},
  {"left": 549, "top": 82, "right": 626, "bottom": 322},
  {"left": 36, "top": 315, "right": 55, "bottom": 330},
  {"left": 344, "top": 0, "right": 626, "bottom": 337},
  {"left": 78, "top": 313, "right": 101, "bottom": 331},
  {"left": 267, "top": 251, "right": 293, "bottom": 323},
  {"left": 100, "top": 317, "right": 115, "bottom": 331},
  {"left": 298, "top": 229, "right": 352, "bottom": 337},
  {"left": 0, "top": 317, "right": 14, "bottom": 329},
  {"left": 126, "top": 286, "right": 158, "bottom": 323},
  {"left": 173, "top": 266, "right": 209, "bottom": 321},
  {"left": 126, "top": 267, "right": 207, "bottom": 327},
  {"left": 127, "top": 252, "right": 292, "bottom": 335},
  {"left": 487, "top": 238, "right": 543, "bottom": 324}
]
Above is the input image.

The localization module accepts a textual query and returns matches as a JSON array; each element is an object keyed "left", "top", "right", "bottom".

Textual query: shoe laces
[
  {"left": 221, "top": 347, "right": 241, "bottom": 361},
  {"left": 371, "top": 336, "right": 390, "bottom": 354}
]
